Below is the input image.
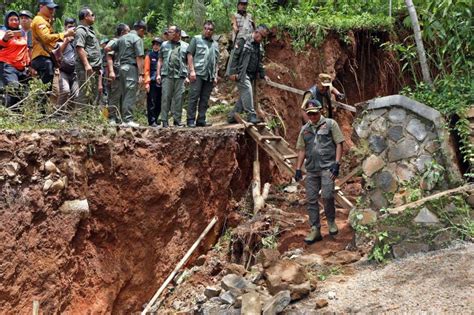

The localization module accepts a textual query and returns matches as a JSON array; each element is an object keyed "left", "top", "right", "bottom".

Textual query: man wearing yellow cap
[
  {"left": 295, "top": 99, "right": 345, "bottom": 243},
  {"left": 301, "top": 73, "right": 345, "bottom": 121}
]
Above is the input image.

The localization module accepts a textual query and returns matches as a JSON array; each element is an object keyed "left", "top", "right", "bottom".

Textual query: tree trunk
[{"left": 405, "top": 0, "right": 433, "bottom": 86}]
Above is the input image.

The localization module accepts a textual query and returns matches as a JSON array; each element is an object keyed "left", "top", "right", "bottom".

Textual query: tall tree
[{"left": 404, "top": 0, "right": 433, "bottom": 86}]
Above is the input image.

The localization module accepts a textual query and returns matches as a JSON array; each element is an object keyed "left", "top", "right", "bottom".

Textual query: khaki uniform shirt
[
  {"left": 75, "top": 23, "right": 101, "bottom": 70},
  {"left": 31, "top": 12, "right": 64, "bottom": 59}
]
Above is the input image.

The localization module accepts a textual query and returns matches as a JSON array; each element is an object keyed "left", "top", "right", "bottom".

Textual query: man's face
[
  {"left": 253, "top": 31, "right": 262, "bottom": 43},
  {"left": 20, "top": 16, "right": 32, "bottom": 29},
  {"left": 237, "top": 3, "right": 247, "bottom": 11},
  {"left": 203, "top": 24, "right": 214, "bottom": 39},
  {"left": 168, "top": 27, "right": 180, "bottom": 42},
  {"left": 40, "top": 5, "right": 55, "bottom": 18},
  {"left": 7, "top": 15, "right": 20, "bottom": 29},
  {"left": 137, "top": 27, "right": 145, "bottom": 38},
  {"left": 85, "top": 9, "right": 95, "bottom": 25},
  {"left": 64, "top": 23, "right": 75, "bottom": 32},
  {"left": 307, "top": 111, "right": 321, "bottom": 123}
]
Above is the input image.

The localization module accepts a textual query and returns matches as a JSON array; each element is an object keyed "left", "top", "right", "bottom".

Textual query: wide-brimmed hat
[
  {"left": 305, "top": 99, "right": 322, "bottom": 113},
  {"left": 319, "top": 73, "right": 332, "bottom": 87},
  {"left": 39, "top": 0, "right": 59, "bottom": 9}
]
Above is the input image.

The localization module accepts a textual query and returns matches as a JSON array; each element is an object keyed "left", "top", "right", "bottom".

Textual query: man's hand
[
  {"left": 156, "top": 74, "right": 161, "bottom": 84},
  {"left": 294, "top": 169, "right": 303, "bottom": 182},
  {"left": 184, "top": 77, "right": 190, "bottom": 85},
  {"left": 98, "top": 80, "right": 103, "bottom": 94},
  {"left": 108, "top": 70, "right": 116, "bottom": 81},
  {"left": 139, "top": 75, "right": 144, "bottom": 85},
  {"left": 336, "top": 93, "right": 345, "bottom": 101},
  {"left": 189, "top": 70, "right": 196, "bottom": 82},
  {"left": 2, "top": 30, "right": 13, "bottom": 42},
  {"left": 145, "top": 83, "right": 150, "bottom": 93},
  {"left": 64, "top": 28, "right": 75, "bottom": 38},
  {"left": 85, "top": 64, "right": 93, "bottom": 76},
  {"left": 329, "top": 162, "right": 340, "bottom": 180},
  {"left": 264, "top": 75, "right": 270, "bottom": 82}
]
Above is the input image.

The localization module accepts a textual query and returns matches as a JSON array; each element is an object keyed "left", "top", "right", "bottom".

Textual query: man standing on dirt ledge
[
  {"left": 301, "top": 73, "right": 345, "bottom": 121},
  {"left": 227, "top": 24, "right": 270, "bottom": 124},
  {"left": 295, "top": 99, "right": 344, "bottom": 244}
]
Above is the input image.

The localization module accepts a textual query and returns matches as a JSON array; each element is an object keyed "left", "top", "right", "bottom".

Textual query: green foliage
[
  {"left": 261, "top": 226, "right": 279, "bottom": 249},
  {"left": 429, "top": 195, "right": 474, "bottom": 241},
  {"left": 207, "top": 103, "right": 233, "bottom": 117},
  {"left": 368, "top": 231, "right": 390, "bottom": 263},
  {"left": 317, "top": 266, "right": 341, "bottom": 281}
]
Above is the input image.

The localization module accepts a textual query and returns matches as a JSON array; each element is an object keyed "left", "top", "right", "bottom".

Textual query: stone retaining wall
[{"left": 353, "top": 95, "right": 463, "bottom": 210}]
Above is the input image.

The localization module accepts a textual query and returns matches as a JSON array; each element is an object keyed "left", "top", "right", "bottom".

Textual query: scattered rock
[
  {"left": 432, "top": 231, "right": 454, "bottom": 249},
  {"left": 368, "top": 135, "right": 387, "bottom": 154},
  {"left": 283, "top": 185, "right": 298, "bottom": 193},
  {"left": 425, "top": 141, "right": 440, "bottom": 154},
  {"left": 196, "top": 294, "right": 207, "bottom": 304},
  {"left": 241, "top": 292, "right": 262, "bottom": 315},
  {"left": 264, "top": 260, "right": 306, "bottom": 295},
  {"left": 288, "top": 280, "right": 311, "bottom": 300},
  {"left": 262, "top": 290, "right": 291, "bottom": 315},
  {"left": 50, "top": 179, "right": 65, "bottom": 192},
  {"left": 414, "top": 207, "right": 440, "bottom": 225},
  {"left": 392, "top": 242, "right": 430, "bottom": 259},
  {"left": 257, "top": 248, "right": 280, "bottom": 268},
  {"left": 219, "top": 291, "right": 236, "bottom": 305},
  {"left": 349, "top": 208, "right": 377, "bottom": 227},
  {"left": 225, "top": 263, "right": 247, "bottom": 276},
  {"left": 221, "top": 274, "right": 253, "bottom": 294},
  {"left": 58, "top": 199, "right": 90, "bottom": 218},
  {"left": 4, "top": 161, "right": 19, "bottom": 177},
  {"left": 407, "top": 118, "right": 428, "bottom": 141},
  {"left": 388, "top": 139, "right": 419, "bottom": 162},
  {"left": 292, "top": 253, "right": 324, "bottom": 267},
  {"left": 315, "top": 298, "right": 329, "bottom": 309},
  {"left": 387, "top": 125, "right": 404, "bottom": 142},
  {"left": 247, "top": 264, "right": 263, "bottom": 283},
  {"left": 363, "top": 155, "right": 385, "bottom": 177},
  {"left": 327, "top": 291, "right": 337, "bottom": 300},
  {"left": 44, "top": 160, "right": 58, "bottom": 174},
  {"left": 43, "top": 179, "right": 54, "bottom": 191},
  {"left": 204, "top": 286, "right": 222, "bottom": 299}
]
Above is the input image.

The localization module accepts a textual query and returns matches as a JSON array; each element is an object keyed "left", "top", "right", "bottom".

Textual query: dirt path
[{"left": 288, "top": 242, "right": 474, "bottom": 313}]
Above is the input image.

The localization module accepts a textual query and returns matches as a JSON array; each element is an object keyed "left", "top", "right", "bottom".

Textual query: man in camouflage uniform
[
  {"left": 295, "top": 100, "right": 345, "bottom": 244},
  {"left": 75, "top": 7, "right": 101, "bottom": 106},
  {"left": 106, "top": 23, "right": 129, "bottom": 125},
  {"left": 107, "top": 21, "right": 145, "bottom": 127},
  {"left": 186, "top": 20, "right": 219, "bottom": 127},
  {"left": 228, "top": 24, "right": 269, "bottom": 124},
  {"left": 157, "top": 25, "right": 189, "bottom": 127}
]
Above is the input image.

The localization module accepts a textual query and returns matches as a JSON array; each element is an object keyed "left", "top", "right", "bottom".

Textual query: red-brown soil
[{"left": 0, "top": 128, "right": 254, "bottom": 314}]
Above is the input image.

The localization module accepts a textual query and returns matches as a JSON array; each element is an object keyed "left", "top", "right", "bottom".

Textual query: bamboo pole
[
  {"left": 141, "top": 216, "right": 218, "bottom": 314},
  {"left": 32, "top": 301, "right": 39, "bottom": 315}
]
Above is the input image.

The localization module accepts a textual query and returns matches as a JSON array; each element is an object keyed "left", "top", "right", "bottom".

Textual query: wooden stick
[
  {"left": 32, "top": 301, "right": 39, "bottom": 315},
  {"left": 387, "top": 184, "right": 474, "bottom": 214},
  {"left": 141, "top": 216, "right": 218, "bottom": 314},
  {"left": 336, "top": 166, "right": 362, "bottom": 187}
]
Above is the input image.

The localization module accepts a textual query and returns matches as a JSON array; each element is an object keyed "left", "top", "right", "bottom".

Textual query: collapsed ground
[{"left": 0, "top": 29, "right": 471, "bottom": 313}]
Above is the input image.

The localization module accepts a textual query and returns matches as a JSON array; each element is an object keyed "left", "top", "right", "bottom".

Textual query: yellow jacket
[{"left": 31, "top": 12, "right": 64, "bottom": 59}]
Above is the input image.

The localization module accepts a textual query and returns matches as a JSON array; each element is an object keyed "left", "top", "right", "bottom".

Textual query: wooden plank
[
  {"left": 282, "top": 154, "right": 298, "bottom": 160},
  {"left": 387, "top": 184, "right": 474, "bottom": 215},
  {"left": 266, "top": 80, "right": 305, "bottom": 95},
  {"left": 141, "top": 217, "right": 218, "bottom": 314},
  {"left": 333, "top": 100, "right": 357, "bottom": 113},
  {"left": 336, "top": 166, "right": 362, "bottom": 187}
]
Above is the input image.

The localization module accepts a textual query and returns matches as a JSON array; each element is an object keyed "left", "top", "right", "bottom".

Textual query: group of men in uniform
[{"left": 1, "top": 0, "right": 346, "bottom": 245}]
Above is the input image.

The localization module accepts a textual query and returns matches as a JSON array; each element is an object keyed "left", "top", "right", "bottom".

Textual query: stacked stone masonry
[{"left": 354, "top": 95, "right": 462, "bottom": 210}]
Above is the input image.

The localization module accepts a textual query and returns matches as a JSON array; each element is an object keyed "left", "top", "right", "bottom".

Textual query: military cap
[
  {"left": 305, "top": 99, "right": 322, "bottom": 113},
  {"left": 319, "top": 73, "right": 332, "bottom": 87}
]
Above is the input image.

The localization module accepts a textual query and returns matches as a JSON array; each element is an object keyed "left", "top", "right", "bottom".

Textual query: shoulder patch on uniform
[{"left": 38, "top": 24, "right": 46, "bottom": 29}]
